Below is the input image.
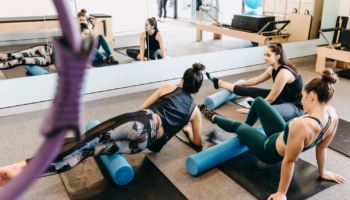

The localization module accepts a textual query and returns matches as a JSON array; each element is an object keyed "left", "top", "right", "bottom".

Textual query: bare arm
[
  {"left": 316, "top": 117, "right": 338, "bottom": 176},
  {"left": 237, "top": 67, "right": 272, "bottom": 86},
  {"left": 156, "top": 33, "right": 167, "bottom": 59},
  {"left": 278, "top": 120, "right": 306, "bottom": 195},
  {"left": 187, "top": 107, "right": 202, "bottom": 146},
  {"left": 265, "top": 69, "right": 291, "bottom": 104},
  {"left": 140, "top": 32, "right": 146, "bottom": 61}
]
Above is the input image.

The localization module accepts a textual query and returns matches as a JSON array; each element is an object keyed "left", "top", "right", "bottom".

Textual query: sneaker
[
  {"left": 199, "top": 104, "right": 216, "bottom": 124},
  {"left": 107, "top": 56, "right": 119, "bottom": 64}
]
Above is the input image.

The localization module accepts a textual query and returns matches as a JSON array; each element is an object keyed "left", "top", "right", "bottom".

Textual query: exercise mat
[
  {"left": 328, "top": 119, "right": 350, "bottom": 157},
  {"left": 60, "top": 153, "right": 187, "bottom": 200},
  {"left": 177, "top": 113, "right": 337, "bottom": 200}
]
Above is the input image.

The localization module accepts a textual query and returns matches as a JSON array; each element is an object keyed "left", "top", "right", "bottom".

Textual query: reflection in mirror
[{"left": 0, "top": 0, "right": 64, "bottom": 80}]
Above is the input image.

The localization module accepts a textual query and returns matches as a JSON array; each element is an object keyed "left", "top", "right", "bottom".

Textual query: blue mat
[
  {"left": 85, "top": 120, "right": 134, "bottom": 185},
  {"left": 204, "top": 79, "right": 246, "bottom": 110}
]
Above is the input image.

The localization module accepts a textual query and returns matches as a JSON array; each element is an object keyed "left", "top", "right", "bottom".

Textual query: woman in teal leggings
[{"left": 200, "top": 69, "right": 345, "bottom": 200}]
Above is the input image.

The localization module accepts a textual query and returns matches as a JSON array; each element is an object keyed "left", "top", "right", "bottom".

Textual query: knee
[
  {"left": 98, "top": 35, "right": 104, "bottom": 40},
  {"left": 252, "top": 96, "right": 265, "bottom": 107}
]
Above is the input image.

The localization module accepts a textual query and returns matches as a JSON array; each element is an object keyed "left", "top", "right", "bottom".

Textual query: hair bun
[
  {"left": 81, "top": 9, "right": 87, "bottom": 14},
  {"left": 192, "top": 63, "right": 205, "bottom": 73},
  {"left": 321, "top": 68, "right": 338, "bottom": 84}
]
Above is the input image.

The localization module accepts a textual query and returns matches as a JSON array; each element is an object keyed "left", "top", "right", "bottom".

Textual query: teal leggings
[
  {"left": 214, "top": 97, "right": 286, "bottom": 164},
  {"left": 95, "top": 35, "right": 112, "bottom": 60}
]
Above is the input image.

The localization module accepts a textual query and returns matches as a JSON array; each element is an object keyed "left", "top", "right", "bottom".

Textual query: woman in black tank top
[
  {"left": 4, "top": 64, "right": 204, "bottom": 178},
  {"left": 206, "top": 43, "right": 305, "bottom": 122},
  {"left": 126, "top": 17, "right": 167, "bottom": 61}
]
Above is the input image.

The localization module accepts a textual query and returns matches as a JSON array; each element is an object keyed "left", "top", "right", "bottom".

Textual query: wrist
[{"left": 277, "top": 191, "right": 287, "bottom": 196}]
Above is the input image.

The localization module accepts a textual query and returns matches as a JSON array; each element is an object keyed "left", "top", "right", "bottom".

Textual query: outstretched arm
[
  {"left": 157, "top": 33, "right": 167, "bottom": 59},
  {"left": 316, "top": 117, "right": 345, "bottom": 183},
  {"left": 186, "top": 107, "right": 202, "bottom": 146},
  {"left": 237, "top": 67, "right": 272, "bottom": 86},
  {"left": 140, "top": 32, "right": 146, "bottom": 61},
  {"left": 269, "top": 119, "right": 306, "bottom": 200}
]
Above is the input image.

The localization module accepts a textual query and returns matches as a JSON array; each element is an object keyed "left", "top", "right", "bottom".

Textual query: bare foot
[
  {"left": 236, "top": 108, "right": 249, "bottom": 114},
  {"left": 183, "top": 125, "right": 192, "bottom": 134}
]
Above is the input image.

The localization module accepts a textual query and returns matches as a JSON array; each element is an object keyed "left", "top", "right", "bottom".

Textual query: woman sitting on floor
[
  {"left": 206, "top": 43, "right": 304, "bottom": 122},
  {"left": 80, "top": 23, "right": 118, "bottom": 65},
  {"left": 199, "top": 68, "right": 345, "bottom": 200},
  {"left": 0, "top": 63, "right": 204, "bottom": 183},
  {"left": 126, "top": 17, "right": 167, "bottom": 61}
]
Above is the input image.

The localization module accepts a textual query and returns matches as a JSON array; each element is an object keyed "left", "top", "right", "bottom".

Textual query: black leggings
[
  {"left": 30, "top": 110, "right": 159, "bottom": 177},
  {"left": 126, "top": 48, "right": 164, "bottom": 60},
  {"left": 159, "top": 0, "right": 168, "bottom": 18},
  {"left": 233, "top": 85, "right": 305, "bottom": 121}
]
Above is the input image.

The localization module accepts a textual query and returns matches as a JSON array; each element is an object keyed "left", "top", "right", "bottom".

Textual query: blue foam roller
[
  {"left": 186, "top": 126, "right": 266, "bottom": 176},
  {"left": 92, "top": 52, "right": 108, "bottom": 61},
  {"left": 204, "top": 79, "right": 246, "bottom": 110},
  {"left": 85, "top": 120, "right": 134, "bottom": 185},
  {"left": 24, "top": 65, "right": 49, "bottom": 75}
]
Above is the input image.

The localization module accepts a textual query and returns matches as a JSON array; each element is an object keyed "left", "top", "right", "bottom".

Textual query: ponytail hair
[
  {"left": 78, "top": 9, "right": 87, "bottom": 18},
  {"left": 147, "top": 17, "right": 159, "bottom": 32},
  {"left": 268, "top": 43, "right": 300, "bottom": 75}
]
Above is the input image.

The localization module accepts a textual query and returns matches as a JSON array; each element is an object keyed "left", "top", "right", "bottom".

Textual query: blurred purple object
[{"left": 0, "top": 0, "right": 96, "bottom": 199}]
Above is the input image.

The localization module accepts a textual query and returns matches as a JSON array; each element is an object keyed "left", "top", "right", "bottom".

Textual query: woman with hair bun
[
  {"left": 77, "top": 9, "right": 118, "bottom": 64},
  {"left": 200, "top": 68, "right": 345, "bottom": 200},
  {"left": 126, "top": 17, "right": 167, "bottom": 61},
  {"left": 206, "top": 43, "right": 304, "bottom": 121},
  {"left": 0, "top": 63, "right": 204, "bottom": 181}
]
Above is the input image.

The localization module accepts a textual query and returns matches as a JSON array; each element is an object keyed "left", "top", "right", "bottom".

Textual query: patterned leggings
[
  {"left": 0, "top": 44, "right": 53, "bottom": 69},
  {"left": 33, "top": 110, "right": 159, "bottom": 177}
]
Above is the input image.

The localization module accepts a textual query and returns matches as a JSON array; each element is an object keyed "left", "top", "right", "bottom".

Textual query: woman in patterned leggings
[
  {"left": 0, "top": 63, "right": 205, "bottom": 184},
  {"left": 0, "top": 44, "right": 53, "bottom": 69}
]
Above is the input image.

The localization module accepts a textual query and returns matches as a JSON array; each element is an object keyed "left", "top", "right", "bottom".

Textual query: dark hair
[
  {"left": 80, "top": 23, "right": 89, "bottom": 33},
  {"left": 78, "top": 9, "right": 87, "bottom": 18},
  {"left": 182, "top": 63, "right": 206, "bottom": 93},
  {"left": 268, "top": 43, "right": 300, "bottom": 75},
  {"left": 304, "top": 68, "right": 338, "bottom": 104},
  {"left": 147, "top": 17, "right": 159, "bottom": 32}
]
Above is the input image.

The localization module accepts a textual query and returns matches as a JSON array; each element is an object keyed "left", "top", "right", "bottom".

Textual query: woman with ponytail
[
  {"left": 126, "top": 17, "right": 167, "bottom": 61},
  {"left": 206, "top": 43, "right": 304, "bottom": 121},
  {"left": 201, "top": 69, "right": 345, "bottom": 200},
  {"left": 0, "top": 64, "right": 204, "bottom": 180}
]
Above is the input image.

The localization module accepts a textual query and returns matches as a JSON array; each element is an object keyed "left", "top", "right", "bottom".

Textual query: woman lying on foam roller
[
  {"left": 0, "top": 44, "right": 54, "bottom": 70},
  {"left": 206, "top": 43, "right": 304, "bottom": 121},
  {"left": 201, "top": 69, "right": 345, "bottom": 200},
  {"left": 0, "top": 64, "right": 203, "bottom": 183},
  {"left": 126, "top": 17, "right": 167, "bottom": 61}
]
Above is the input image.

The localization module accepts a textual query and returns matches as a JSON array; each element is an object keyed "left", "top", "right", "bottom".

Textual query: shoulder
[
  {"left": 289, "top": 118, "right": 314, "bottom": 137},
  {"left": 326, "top": 106, "right": 339, "bottom": 122},
  {"left": 159, "top": 84, "right": 177, "bottom": 93},
  {"left": 141, "top": 31, "right": 146, "bottom": 38},
  {"left": 156, "top": 32, "right": 162, "bottom": 39}
]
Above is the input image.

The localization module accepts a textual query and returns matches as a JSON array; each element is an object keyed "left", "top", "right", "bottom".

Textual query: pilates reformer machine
[
  {"left": 196, "top": 6, "right": 291, "bottom": 46},
  {"left": 315, "top": 27, "right": 350, "bottom": 79}
]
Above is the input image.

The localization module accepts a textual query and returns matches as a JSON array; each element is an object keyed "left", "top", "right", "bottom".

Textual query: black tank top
[
  {"left": 272, "top": 66, "right": 303, "bottom": 109},
  {"left": 147, "top": 87, "right": 196, "bottom": 152},
  {"left": 146, "top": 30, "right": 161, "bottom": 51}
]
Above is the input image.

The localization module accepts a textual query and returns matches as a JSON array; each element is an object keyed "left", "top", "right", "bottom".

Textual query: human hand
[
  {"left": 0, "top": 164, "right": 22, "bottom": 187},
  {"left": 236, "top": 108, "right": 249, "bottom": 114},
  {"left": 321, "top": 171, "right": 346, "bottom": 184},
  {"left": 267, "top": 192, "right": 286, "bottom": 200}
]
